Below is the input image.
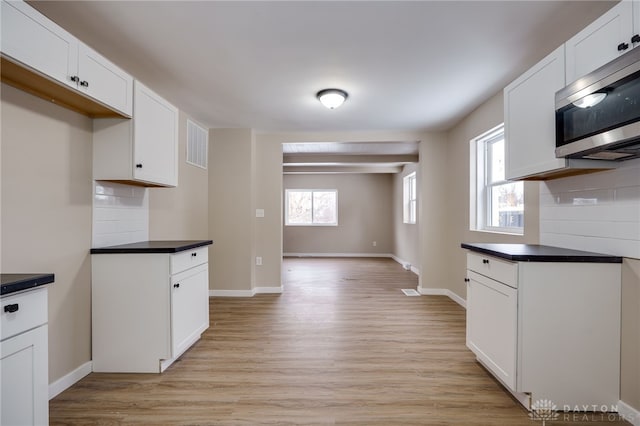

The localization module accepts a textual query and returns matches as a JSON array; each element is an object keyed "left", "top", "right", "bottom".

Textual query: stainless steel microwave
[{"left": 555, "top": 46, "right": 640, "bottom": 161}]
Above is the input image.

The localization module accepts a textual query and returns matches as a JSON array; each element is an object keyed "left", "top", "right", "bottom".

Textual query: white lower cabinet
[
  {"left": 466, "top": 270, "right": 517, "bottom": 391},
  {"left": 92, "top": 247, "right": 209, "bottom": 373},
  {"left": 171, "top": 265, "right": 209, "bottom": 358},
  {"left": 0, "top": 287, "right": 49, "bottom": 426},
  {"left": 466, "top": 252, "right": 621, "bottom": 409}
]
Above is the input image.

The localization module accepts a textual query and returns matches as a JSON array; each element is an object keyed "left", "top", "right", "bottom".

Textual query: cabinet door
[
  {"left": 133, "top": 81, "right": 179, "bottom": 187},
  {"left": 171, "top": 263, "right": 209, "bottom": 358},
  {"left": 77, "top": 43, "right": 133, "bottom": 117},
  {"left": 565, "top": 1, "right": 633, "bottom": 84},
  {"left": 505, "top": 45, "right": 566, "bottom": 180},
  {"left": 466, "top": 271, "right": 517, "bottom": 391},
  {"left": 1, "top": 0, "right": 78, "bottom": 89},
  {"left": 0, "top": 325, "right": 48, "bottom": 426}
]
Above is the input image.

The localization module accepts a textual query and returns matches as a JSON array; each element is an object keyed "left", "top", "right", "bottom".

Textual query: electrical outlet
[
  {"left": 256, "top": 256, "right": 262, "bottom": 266},
  {"left": 256, "top": 209, "right": 265, "bottom": 218},
  {"left": 372, "top": 241, "right": 377, "bottom": 247}
]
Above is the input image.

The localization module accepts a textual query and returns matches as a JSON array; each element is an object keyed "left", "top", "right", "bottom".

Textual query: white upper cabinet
[
  {"left": 1, "top": 0, "right": 132, "bottom": 117},
  {"left": 93, "top": 81, "right": 179, "bottom": 187},
  {"left": 133, "top": 82, "right": 179, "bottom": 186},
  {"left": 505, "top": 45, "right": 616, "bottom": 180},
  {"left": 505, "top": 46, "right": 567, "bottom": 180},
  {"left": 565, "top": 1, "right": 634, "bottom": 84},
  {"left": 1, "top": 0, "right": 78, "bottom": 88},
  {"left": 504, "top": 3, "right": 630, "bottom": 181},
  {"left": 77, "top": 42, "right": 133, "bottom": 116}
]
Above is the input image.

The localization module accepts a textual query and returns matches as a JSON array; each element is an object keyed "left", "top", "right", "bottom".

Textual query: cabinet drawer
[
  {"left": 467, "top": 253, "right": 518, "bottom": 288},
  {"left": 171, "top": 246, "right": 208, "bottom": 275},
  {"left": 1, "top": 287, "right": 48, "bottom": 341}
]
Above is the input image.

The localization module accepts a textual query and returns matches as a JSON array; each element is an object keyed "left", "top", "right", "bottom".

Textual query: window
[
  {"left": 472, "top": 124, "right": 524, "bottom": 234},
  {"left": 403, "top": 172, "right": 417, "bottom": 224},
  {"left": 187, "top": 119, "right": 208, "bottom": 169},
  {"left": 285, "top": 189, "right": 338, "bottom": 226}
]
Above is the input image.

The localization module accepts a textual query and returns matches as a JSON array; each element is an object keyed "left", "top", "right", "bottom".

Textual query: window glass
[
  {"left": 287, "top": 191, "right": 312, "bottom": 224},
  {"left": 312, "top": 191, "right": 337, "bottom": 224},
  {"left": 471, "top": 125, "right": 524, "bottom": 234},
  {"left": 403, "top": 172, "right": 417, "bottom": 224},
  {"left": 285, "top": 189, "right": 338, "bottom": 226}
]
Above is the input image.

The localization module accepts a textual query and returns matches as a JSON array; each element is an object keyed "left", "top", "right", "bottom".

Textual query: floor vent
[{"left": 401, "top": 289, "right": 420, "bottom": 296}]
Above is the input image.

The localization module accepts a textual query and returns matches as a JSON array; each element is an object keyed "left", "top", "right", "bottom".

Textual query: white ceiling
[{"left": 30, "top": 1, "right": 613, "bottom": 134}]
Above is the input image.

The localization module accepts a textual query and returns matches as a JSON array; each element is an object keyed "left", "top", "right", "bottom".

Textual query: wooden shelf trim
[{"left": 1, "top": 55, "right": 130, "bottom": 119}]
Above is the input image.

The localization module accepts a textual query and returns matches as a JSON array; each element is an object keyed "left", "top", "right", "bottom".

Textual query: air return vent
[{"left": 187, "top": 119, "right": 208, "bottom": 169}]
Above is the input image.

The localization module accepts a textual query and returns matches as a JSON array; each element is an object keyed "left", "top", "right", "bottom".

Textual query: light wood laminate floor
[{"left": 50, "top": 258, "right": 629, "bottom": 425}]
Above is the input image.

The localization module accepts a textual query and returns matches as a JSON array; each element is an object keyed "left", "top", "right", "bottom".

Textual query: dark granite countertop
[
  {"left": 1, "top": 273, "right": 55, "bottom": 296},
  {"left": 90, "top": 240, "right": 212, "bottom": 254},
  {"left": 461, "top": 243, "right": 623, "bottom": 263}
]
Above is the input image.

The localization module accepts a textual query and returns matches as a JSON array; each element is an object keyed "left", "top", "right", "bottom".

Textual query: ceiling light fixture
[{"left": 317, "top": 88, "right": 348, "bottom": 109}]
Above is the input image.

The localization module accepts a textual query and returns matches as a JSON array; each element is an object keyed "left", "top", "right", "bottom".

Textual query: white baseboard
[
  {"left": 49, "top": 361, "right": 92, "bottom": 400},
  {"left": 283, "top": 252, "right": 393, "bottom": 258},
  {"left": 618, "top": 400, "right": 640, "bottom": 425},
  {"left": 419, "top": 287, "right": 467, "bottom": 308},
  {"left": 210, "top": 287, "right": 283, "bottom": 297},
  {"left": 390, "top": 255, "right": 420, "bottom": 276},
  {"left": 284, "top": 253, "right": 421, "bottom": 275},
  {"left": 209, "top": 289, "right": 254, "bottom": 297},
  {"left": 254, "top": 286, "right": 283, "bottom": 294}
]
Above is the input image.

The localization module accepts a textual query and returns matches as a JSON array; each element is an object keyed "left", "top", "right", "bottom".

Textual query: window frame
[
  {"left": 284, "top": 189, "right": 338, "bottom": 227},
  {"left": 471, "top": 124, "right": 524, "bottom": 235},
  {"left": 403, "top": 171, "right": 417, "bottom": 224}
]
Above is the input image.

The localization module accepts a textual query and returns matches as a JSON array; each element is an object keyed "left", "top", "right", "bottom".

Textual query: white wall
[
  {"left": 283, "top": 173, "right": 393, "bottom": 255},
  {"left": 253, "top": 133, "right": 283, "bottom": 290},
  {"left": 1, "top": 84, "right": 93, "bottom": 384},
  {"left": 248, "top": 130, "right": 435, "bottom": 293},
  {"left": 149, "top": 111, "right": 209, "bottom": 241},
  {"left": 540, "top": 159, "right": 640, "bottom": 258},
  {"left": 443, "top": 91, "right": 540, "bottom": 298},
  {"left": 392, "top": 164, "right": 419, "bottom": 270},
  {"left": 208, "top": 128, "right": 255, "bottom": 292}
]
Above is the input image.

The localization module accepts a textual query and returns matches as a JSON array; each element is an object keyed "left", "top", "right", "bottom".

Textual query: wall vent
[{"left": 187, "top": 119, "right": 208, "bottom": 169}]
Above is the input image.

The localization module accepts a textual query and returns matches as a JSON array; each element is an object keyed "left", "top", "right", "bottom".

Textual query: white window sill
[
  {"left": 470, "top": 228, "right": 524, "bottom": 237},
  {"left": 285, "top": 223, "right": 338, "bottom": 227}
]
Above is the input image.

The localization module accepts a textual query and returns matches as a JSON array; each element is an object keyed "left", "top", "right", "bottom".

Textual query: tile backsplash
[
  {"left": 540, "top": 159, "right": 640, "bottom": 259},
  {"left": 92, "top": 181, "right": 149, "bottom": 248}
]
